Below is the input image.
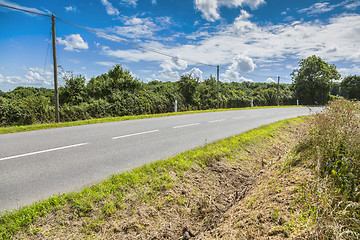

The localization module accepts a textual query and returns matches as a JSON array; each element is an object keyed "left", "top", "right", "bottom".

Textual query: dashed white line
[
  {"left": 0, "top": 143, "right": 89, "bottom": 162},
  {"left": 112, "top": 129, "right": 159, "bottom": 140},
  {"left": 233, "top": 116, "right": 245, "bottom": 120},
  {"left": 172, "top": 123, "right": 200, "bottom": 129},
  {"left": 208, "top": 119, "right": 226, "bottom": 123}
]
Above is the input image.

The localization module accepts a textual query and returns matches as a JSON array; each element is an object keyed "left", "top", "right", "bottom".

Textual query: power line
[{"left": 0, "top": 3, "right": 50, "bottom": 18}]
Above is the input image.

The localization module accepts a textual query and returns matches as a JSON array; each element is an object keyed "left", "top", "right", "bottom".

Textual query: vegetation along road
[{"left": 0, "top": 107, "right": 321, "bottom": 212}]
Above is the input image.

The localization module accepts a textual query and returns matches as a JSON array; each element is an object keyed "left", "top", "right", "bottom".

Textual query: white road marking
[
  {"left": 233, "top": 116, "right": 245, "bottom": 119},
  {"left": 0, "top": 143, "right": 89, "bottom": 162},
  {"left": 112, "top": 129, "right": 159, "bottom": 140},
  {"left": 208, "top": 119, "right": 226, "bottom": 123},
  {"left": 172, "top": 123, "right": 200, "bottom": 129}
]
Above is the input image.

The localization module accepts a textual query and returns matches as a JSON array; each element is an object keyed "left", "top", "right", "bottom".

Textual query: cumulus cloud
[
  {"left": 57, "top": 34, "right": 89, "bottom": 52},
  {"left": 0, "top": 67, "right": 52, "bottom": 87},
  {"left": 266, "top": 77, "right": 275, "bottom": 83},
  {"left": 220, "top": 54, "right": 256, "bottom": 82},
  {"left": 195, "top": 0, "right": 265, "bottom": 21},
  {"left": 158, "top": 56, "right": 188, "bottom": 81},
  {"left": 221, "top": 69, "right": 253, "bottom": 82},
  {"left": 100, "top": 13, "right": 360, "bottom": 75},
  {"left": 101, "top": 0, "right": 119, "bottom": 16},
  {"left": 339, "top": 64, "right": 360, "bottom": 77},
  {"left": 185, "top": 68, "right": 203, "bottom": 80},
  {"left": 228, "top": 55, "right": 256, "bottom": 73}
]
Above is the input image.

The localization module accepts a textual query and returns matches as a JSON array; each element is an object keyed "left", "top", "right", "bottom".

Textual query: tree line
[{"left": 0, "top": 56, "right": 359, "bottom": 127}]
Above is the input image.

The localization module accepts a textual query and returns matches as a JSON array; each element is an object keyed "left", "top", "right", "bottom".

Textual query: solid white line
[
  {"left": 233, "top": 116, "right": 245, "bottom": 120},
  {"left": 208, "top": 119, "right": 226, "bottom": 123},
  {"left": 172, "top": 123, "right": 200, "bottom": 129},
  {"left": 112, "top": 129, "right": 159, "bottom": 140},
  {"left": 0, "top": 142, "right": 89, "bottom": 162}
]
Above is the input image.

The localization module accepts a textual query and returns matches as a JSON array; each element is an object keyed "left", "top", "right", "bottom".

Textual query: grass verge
[
  {"left": 286, "top": 99, "right": 360, "bottom": 239},
  {"left": 0, "top": 116, "right": 308, "bottom": 239},
  {"left": 0, "top": 105, "right": 303, "bottom": 135}
]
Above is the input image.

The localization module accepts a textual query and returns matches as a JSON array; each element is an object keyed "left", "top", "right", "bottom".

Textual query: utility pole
[
  {"left": 277, "top": 76, "right": 280, "bottom": 105},
  {"left": 52, "top": 14, "right": 60, "bottom": 122},
  {"left": 217, "top": 65, "right": 219, "bottom": 109}
]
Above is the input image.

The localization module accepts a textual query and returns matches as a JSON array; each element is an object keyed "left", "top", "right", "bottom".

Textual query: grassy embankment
[
  {"left": 0, "top": 105, "right": 302, "bottom": 135},
  {"left": 1, "top": 100, "right": 357, "bottom": 239}
]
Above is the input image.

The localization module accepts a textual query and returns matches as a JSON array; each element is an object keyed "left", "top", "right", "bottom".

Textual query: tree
[
  {"left": 340, "top": 75, "right": 360, "bottom": 100},
  {"left": 291, "top": 55, "right": 340, "bottom": 105},
  {"left": 107, "top": 64, "right": 142, "bottom": 92},
  {"left": 59, "top": 74, "right": 87, "bottom": 105},
  {"left": 177, "top": 74, "right": 199, "bottom": 107},
  {"left": 87, "top": 74, "right": 110, "bottom": 99}
]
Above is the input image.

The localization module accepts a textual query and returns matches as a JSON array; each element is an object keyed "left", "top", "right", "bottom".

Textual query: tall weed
[{"left": 295, "top": 99, "right": 360, "bottom": 238}]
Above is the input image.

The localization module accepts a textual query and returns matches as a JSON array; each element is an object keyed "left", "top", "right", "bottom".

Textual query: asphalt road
[{"left": 0, "top": 107, "right": 320, "bottom": 212}]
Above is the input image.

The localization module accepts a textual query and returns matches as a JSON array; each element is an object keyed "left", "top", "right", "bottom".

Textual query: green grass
[
  {"left": 0, "top": 116, "right": 307, "bottom": 239},
  {"left": 0, "top": 105, "right": 303, "bottom": 135}
]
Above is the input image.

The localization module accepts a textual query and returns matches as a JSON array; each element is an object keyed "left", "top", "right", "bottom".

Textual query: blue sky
[{"left": 0, "top": 0, "right": 360, "bottom": 91}]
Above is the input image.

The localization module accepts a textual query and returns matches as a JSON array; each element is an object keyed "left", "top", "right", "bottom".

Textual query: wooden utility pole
[
  {"left": 277, "top": 76, "right": 280, "bottom": 105},
  {"left": 217, "top": 65, "right": 219, "bottom": 108},
  {"left": 52, "top": 14, "right": 60, "bottom": 122}
]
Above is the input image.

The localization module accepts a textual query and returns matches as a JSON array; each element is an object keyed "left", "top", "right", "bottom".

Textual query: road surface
[{"left": 0, "top": 107, "right": 320, "bottom": 212}]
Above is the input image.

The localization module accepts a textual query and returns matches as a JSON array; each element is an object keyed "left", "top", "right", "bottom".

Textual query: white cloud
[
  {"left": 120, "top": 0, "right": 137, "bottom": 7},
  {"left": 345, "top": 1, "right": 360, "bottom": 10},
  {"left": 151, "top": 0, "right": 157, "bottom": 5},
  {"left": 221, "top": 69, "right": 253, "bottom": 82},
  {"left": 101, "top": 0, "right": 119, "bottom": 16},
  {"left": 158, "top": 69, "right": 179, "bottom": 82},
  {"left": 157, "top": 56, "right": 188, "bottom": 81},
  {"left": 0, "top": 67, "right": 52, "bottom": 86},
  {"left": 57, "top": 34, "right": 89, "bottom": 52},
  {"left": 298, "top": 2, "right": 335, "bottom": 16},
  {"left": 185, "top": 68, "right": 203, "bottom": 80},
  {"left": 96, "top": 61, "right": 118, "bottom": 67},
  {"left": 65, "top": 6, "right": 77, "bottom": 12},
  {"left": 228, "top": 55, "right": 256, "bottom": 73},
  {"left": 107, "top": 16, "right": 172, "bottom": 40},
  {"left": 339, "top": 65, "right": 360, "bottom": 77},
  {"left": 299, "top": 1, "right": 360, "bottom": 16},
  {"left": 195, "top": 0, "right": 265, "bottom": 21},
  {"left": 100, "top": 13, "right": 360, "bottom": 76},
  {"left": 266, "top": 77, "right": 275, "bottom": 83}
]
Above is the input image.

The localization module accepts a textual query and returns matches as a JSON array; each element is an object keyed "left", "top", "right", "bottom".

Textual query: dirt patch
[{"left": 14, "top": 120, "right": 315, "bottom": 239}]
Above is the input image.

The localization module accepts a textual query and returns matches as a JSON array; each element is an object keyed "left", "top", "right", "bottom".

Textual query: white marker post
[
  {"left": 175, "top": 100, "right": 178, "bottom": 112},
  {"left": 251, "top": 99, "right": 254, "bottom": 108},
  {"left": 297, "top": 99, "right": 299, "bottom": 106}
]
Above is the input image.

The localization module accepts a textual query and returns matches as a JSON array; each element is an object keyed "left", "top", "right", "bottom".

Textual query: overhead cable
[{"left": 0, "top": 3, "right": 51, "bottom": 18}]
